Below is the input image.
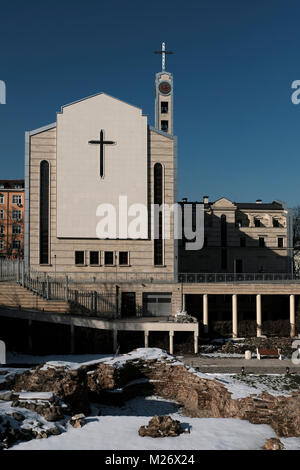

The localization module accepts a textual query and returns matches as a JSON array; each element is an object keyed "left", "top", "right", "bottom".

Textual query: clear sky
[{"left": 1, "top": 0, "right": 300, "bottom": 207}]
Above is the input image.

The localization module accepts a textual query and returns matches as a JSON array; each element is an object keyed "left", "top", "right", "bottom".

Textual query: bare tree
[{"left": 292, "top": 206, "right": 300, "bottom": 245}]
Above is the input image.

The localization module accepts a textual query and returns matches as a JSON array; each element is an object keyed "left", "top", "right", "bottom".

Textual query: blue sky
[{"left": 1, "top": 0, "right": 300, "bottom": 206}]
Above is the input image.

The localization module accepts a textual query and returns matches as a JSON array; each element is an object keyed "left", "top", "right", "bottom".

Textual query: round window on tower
[{"left": 159, "top": 81, "right": 172, "bottom": 95}]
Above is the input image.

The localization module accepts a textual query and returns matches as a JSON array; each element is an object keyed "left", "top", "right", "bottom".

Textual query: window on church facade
[
  {"left": 39, "top": 160, "right": 49, "bottom": 264},
  {"left": 161, "top": 102, "right": 168, "bottom": 114},
  {"left": 259, "top": 237, "right": 265, "bottom": 247},
  {"left": 104, "top": 251, "right": 114, "bottom": 265},
  {"left": 75, "top": 251, "right": 85, "bottom": 265},
  {"left": 161, "top": 120, "right": 168, "bottom": 132},
  {"left": 154, "top": 163, "right": 163, "bottom": 266},
  {"left": 119, "top": 251, "right": 129, "bottom": 265},
  {"left": 221, "top": 248, "right": 227, "bottom": 270},
  {"left": 273, "top": 218, "right": 280, "bottom": 227},
  {"left": 90, "top": 251, "right": 99, "bottom": 265},
  {"left": 221, "top": 214, "right": 227, "bottom": 247}
]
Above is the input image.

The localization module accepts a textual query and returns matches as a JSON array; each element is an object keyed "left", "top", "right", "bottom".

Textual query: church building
[{"left": 25, "top": 46, "right": 178, "bottom": 287}]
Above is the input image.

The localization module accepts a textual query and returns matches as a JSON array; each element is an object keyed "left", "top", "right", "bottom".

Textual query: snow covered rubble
[{"left": 1, "top": 348, "right": 300, "bottom": 449}]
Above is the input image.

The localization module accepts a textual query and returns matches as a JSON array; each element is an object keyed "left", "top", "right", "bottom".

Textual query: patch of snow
[
  {"left": 9, "top": 395, "right": 282, "bottom": 450},
  {"left": 200, "top": 353, "right": 245, "bottom": 358},
  {"left": 18, "top": 392, "right": 54, "bottom": 401}
]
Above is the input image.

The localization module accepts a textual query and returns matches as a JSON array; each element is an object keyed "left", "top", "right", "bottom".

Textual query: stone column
[
  {"left": 169, "top": 331, "right": 174, "bottom": 355},
  {"left": 232, "top": 294, "right": 238, "bottom": 338},
  {"left": 194, "top": 333, "right": 198, "bottom": 354},
  {"left": 113, "top": 329, "right": 118, "bottom": 353},
  {"left": 290, "top": 294, "right": 296, "bottom": 338},
  {"left": 203, "top": 294, "right": 208, "bottom": 333},
  {"left": 182, "top": 293, "right": 186, "bottom": 311},
  {"left": 70, "top": 324, "right": 75, "bottom": 354},
  {"left": 144, "top": 331, "right": 149, "bottom": 348},
  {"left": 256, "top": 294, "right": 262, "bottom": 337}
]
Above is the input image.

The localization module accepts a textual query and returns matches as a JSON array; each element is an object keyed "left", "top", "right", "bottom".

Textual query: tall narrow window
[
  {"left": 161, "top": 102, "right": 168, "bottom": 114},
  {"left": 161, "top": 120, "right": 168, "bottom": 132},
  {"left": 154, "top": 163, "right": 163, "bottom": 265},
  {"left": 221, "top": 248, "right": 227, "bottom": 270},
  {"left": 221, "top": 214, "right": 227, "bottom": 247},
  {"left": 40, "top": 160, "right": 49, "bottom": 264}
]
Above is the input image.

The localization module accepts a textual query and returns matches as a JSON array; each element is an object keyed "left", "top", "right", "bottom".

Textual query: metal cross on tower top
[{"left": 154, "top": 42, "right": 174, "bottom": 71}]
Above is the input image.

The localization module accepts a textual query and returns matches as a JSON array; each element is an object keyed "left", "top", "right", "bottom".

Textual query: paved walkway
[{"left": 180, "top": 355, "right": 300, "bottom": 374}]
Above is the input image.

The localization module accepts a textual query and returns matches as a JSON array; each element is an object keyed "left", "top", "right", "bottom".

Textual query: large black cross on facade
[{"left": 89, "top": 129, "right": 116, "bottom": 178}]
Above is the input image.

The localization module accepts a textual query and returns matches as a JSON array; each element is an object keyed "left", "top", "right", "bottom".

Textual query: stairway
[{"left": 0, "top": 282, "right": 69, "bottom": 313}]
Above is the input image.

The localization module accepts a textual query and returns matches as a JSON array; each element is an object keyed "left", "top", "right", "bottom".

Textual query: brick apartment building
[{"left": 0, "top": 180, "right": 25, "bottom": 259}]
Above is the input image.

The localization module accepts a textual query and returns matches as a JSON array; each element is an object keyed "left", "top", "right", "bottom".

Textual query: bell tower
[{"left": 154, "top": 42, "right": 174, "bottom": 135}]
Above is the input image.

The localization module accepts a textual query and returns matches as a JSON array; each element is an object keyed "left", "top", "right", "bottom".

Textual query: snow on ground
[
  {"left": 0, "top": 399, "right": 63, "bottom": 436},
  {"left": 200, "top": 353, "right": 247, "bottom": 358},
  {"left": 195, "top": 373, "right": 297, "bottom": 399},
  {"left": 3, "top": 350, "right": 300, "bottom": 450},
  {"left": 37, "top": 348, "right": 182, "bottom": 371},
  {"left": 9, "top": 396, "right": 281, "bottom": 451}
]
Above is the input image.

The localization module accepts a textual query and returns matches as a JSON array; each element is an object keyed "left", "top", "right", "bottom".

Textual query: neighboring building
[
  {"left": 0, "top": 180, "right": 24, "bottom": 259},
  {"left": 179, "top": 196, "right": 293, "bottom": 274}
]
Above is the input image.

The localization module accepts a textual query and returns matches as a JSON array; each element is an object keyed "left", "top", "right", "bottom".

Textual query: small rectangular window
[
  {"left": 0, "top": 225, "right": 4, "bottom": 234},
  {"left": 12, "top": 210, "right": 21, "bottom": 220},
  {"left": 119, "top": 251, "right": 129, "bottom": 265},
  {"left": 0, "top": 240, "right": 3, "bottom": 250},
  {"left": 75, "top": 251, "right": 85, "bottom": 265},
  {"left": 104, "top": 251, "right": 114, "bottom": 265},
  {"left": 12, "top": 240, "right": 21, "bottom": 250},
  {"left": 12, "top": 195, "right": 22, "bottom": 205},
  {"left": 0, "top": 195, "right": 4, "bottom": 204},
  {"left": 161, "top": 102, "right": 168, "bottom": 114},
  {"left": 161, "top": 120, "right": 168, "bottom": 132},
  {"left": 273, "top": 218, "right": 280, "bottom": 227},
  {"left": 278, "top": 237, "right": 284, "bottom": 248},
  {"left": 259, "top": 237, "right": 265, "bottom": 247},
  {"left": 240, "top": 237, "right": 246, "bottom": 247},
  {"left": 254, "top": 218, "right": 261, "bottom": 227},
  {"left": 0, "top": 210, "right": 3, "bottom": 219},
  {"left": 12, "top": 225, "right": 21, "bottom": 234},
  {"left": 90, "top": 251, "right": 99, "bottom": 265}
]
